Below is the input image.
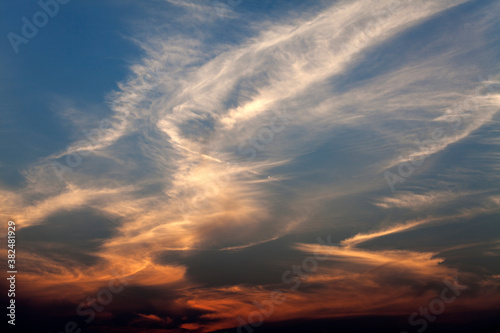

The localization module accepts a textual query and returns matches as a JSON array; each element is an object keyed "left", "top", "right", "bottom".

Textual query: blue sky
[
  {"left": 1, "top": 1, "right": 500, "bottom": 332},
  {"left": 0, "top": 0, "right": 144, "bottom": 187}
]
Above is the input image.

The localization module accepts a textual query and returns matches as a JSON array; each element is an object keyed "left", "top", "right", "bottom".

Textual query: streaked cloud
[{"left": 2, "top": 0, "right": 500, "bottom": 331}]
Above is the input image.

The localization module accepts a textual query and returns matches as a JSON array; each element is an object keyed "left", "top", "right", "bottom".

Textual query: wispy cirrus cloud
[
  {"left": 2, "top": 0, "right": 500, "bottom": 331},
  {"left": 373, "top": 191, "right": 469, "bottom": 210}
]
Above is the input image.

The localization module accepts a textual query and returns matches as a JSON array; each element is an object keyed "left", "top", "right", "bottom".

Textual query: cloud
[
  {"left": 2, "top": 1, "right": 500, "bottom": 331},
  {"left": 374, "top": 191, "right": 461, "bottom": 210},
  {"left": 137, "top": 313, "right": 173, "bottom": 324}
]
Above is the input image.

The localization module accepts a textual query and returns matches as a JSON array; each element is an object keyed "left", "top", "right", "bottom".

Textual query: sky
[{"left": 1, "top": 0, "right": 500, "bottom": 332}]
